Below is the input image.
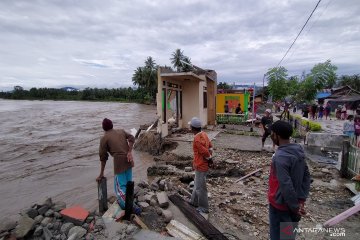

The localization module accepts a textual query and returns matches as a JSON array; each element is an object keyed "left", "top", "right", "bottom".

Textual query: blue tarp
[{"left": 316, "top": 92, "right": 331, "bottom": 99}]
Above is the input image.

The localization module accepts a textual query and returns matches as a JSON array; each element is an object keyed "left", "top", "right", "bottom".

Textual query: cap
[
  {"left": 265, "top": 109, "right": 271, "bottom": 113},
  {"left": 188, "top": 117, "right": 202, "bottom": 128}
]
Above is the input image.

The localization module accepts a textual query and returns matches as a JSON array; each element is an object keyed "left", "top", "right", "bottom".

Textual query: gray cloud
[{"left": 0, "top": 0, "right": 359, "bottom": 90}]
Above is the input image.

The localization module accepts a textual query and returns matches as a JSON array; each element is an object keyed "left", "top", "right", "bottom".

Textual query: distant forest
[{"left": 0, "top": 87, "right": 153, "bottom": 104}]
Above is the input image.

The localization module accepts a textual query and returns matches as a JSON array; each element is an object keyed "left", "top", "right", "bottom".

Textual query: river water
[{"left": 0, "top": 99, "right": 157, "bottom": 220}]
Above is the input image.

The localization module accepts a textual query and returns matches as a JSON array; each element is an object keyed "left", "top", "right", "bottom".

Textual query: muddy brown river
[{"left": 0, "top": 99, "right": 156, "bottom": 220}]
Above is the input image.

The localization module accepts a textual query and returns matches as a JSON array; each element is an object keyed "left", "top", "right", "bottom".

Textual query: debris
[
  {"left": 323, "top": 203, "right": 360, "bottom": 227},
  {"left": 235, "top": 168, "right": 262, "bottom": 183},
  {"left": 169, "top": 194, "right": 228, "bottom": 240},
  {"left": 166, "top": 220, "right": 203, "bottom": 240},
  {"left": 60, "top": 206, "right": 89, "bottom": 225}
]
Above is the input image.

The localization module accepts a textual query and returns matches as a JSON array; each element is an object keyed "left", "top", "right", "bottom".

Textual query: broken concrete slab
[
  {"left": 68, "top": 226, "right": 87, "bottom": 239},
  {"left": 60, "top": 206, "right": 89, "bottom": 225},
  {"left": 161, "top": 209, "right": 173, "bottom": 223},
  {"left": 166, "top": 220, "right": 202, "bottom": 240}
]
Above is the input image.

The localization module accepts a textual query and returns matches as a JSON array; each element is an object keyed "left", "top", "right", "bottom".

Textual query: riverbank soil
[{"left": 148, "top": 130, "right": 360, "bottom": 240}]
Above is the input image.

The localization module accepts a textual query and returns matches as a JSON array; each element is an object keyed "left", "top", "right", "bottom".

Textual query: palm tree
[
  {"left": 145, "top": 56, "right": 156, "bottom": 70},
  {"left": 132, "top": 67, "right": 144, "bottom": 87},
  {"left": 170, "top": 49, "right": 184, "bottom": 72},
  {"left": 181, "top": 56, "right": 193, "bottom": 72}
]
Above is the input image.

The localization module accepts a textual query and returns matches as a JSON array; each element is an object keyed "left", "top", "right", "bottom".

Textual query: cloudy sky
[{"left": 0, "top": 0, "right": 359, "bottom": 90}]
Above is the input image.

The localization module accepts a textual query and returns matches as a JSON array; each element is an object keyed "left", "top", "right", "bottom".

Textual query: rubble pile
[
  {"left": 147, "top": 147, "right": 358, "bottom": 239},
  {"left": 0, "top": 198, "right": 108, "bottom": 240}
]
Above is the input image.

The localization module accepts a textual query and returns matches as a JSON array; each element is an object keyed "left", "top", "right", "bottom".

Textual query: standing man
[
  {"left": 268, "top": 121, "right": 311, "bottom": 240},
  {"left": 97, "top": 118, "right": 140, "bottom": 214},
  {"left": 261, "top": 109, "right": 275, "bottom": 151},
  {"left": 224, "top": 100, "right": 229, "bottom": 113},
  {"left": 189, "top": 117, "right": 213, "bottom": 214}
]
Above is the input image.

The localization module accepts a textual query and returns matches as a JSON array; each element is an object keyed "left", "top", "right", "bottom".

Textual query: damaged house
[{"left": 156, "top": 66, "right": 217, "bottom": 137}]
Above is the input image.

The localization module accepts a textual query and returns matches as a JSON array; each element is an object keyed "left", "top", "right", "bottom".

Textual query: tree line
[{"left": 0, "top": 87, "right": 152, "bottom": 103}]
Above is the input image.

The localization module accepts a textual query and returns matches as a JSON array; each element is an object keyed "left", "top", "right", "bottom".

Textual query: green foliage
[
  {"left": 266, "top": 66, "right": 288, "bottom": 101},
  {"left": 217, "top": 82, "right": 232, "bottom": 90},
  {"left": 293, "top": 115, "right": 322, "bottom": 131},
  {"left": 297, "top": 77, "right": 318, "bottom": 103},
  {"left": 336, "top": 74, "right": 360, "bottom": 91},
  {"left": 132, "top": 56, "right": 158, "bottom": 102},
  {"left": 309, "top": 59, "right": 337, "bottom": 89},
  {"left": 170, "top": 49, "right": 185, "bottom": 72},
  {"left": 170, "top": 49, "right": 193, "bottom": 72},
  {"left": 287, "top": 76, "right": 300, "bottom": 96}
]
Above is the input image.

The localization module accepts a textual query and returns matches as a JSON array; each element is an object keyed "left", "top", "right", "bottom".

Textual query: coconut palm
[
  {"left": 145, "top": 56, "right": 156, "bottom": 70},
  {"left": 181, "top": 56, "right": 193, "bottom": 72},
  {"left": 170, "top": 49, "right": 184, "bottom": 72}
]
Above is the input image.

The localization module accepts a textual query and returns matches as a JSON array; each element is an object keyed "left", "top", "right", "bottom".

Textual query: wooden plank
[
  {"left": 97, "top": 177, "right": 108, "bottom": 214},
  {"left": 169, "top": 194, "right": 228, "bottom": 240},
  {"left": 166, "top": 219, "right": 203, "bottom": 240},
  {"left": 323, "top": 204, "right": 360, "bottom": 227},
  {"left": 235, "top": 168, "right": 262, "bottom": 183},
  {"left": 132, "top": 215, "right": 149, "bottom": 230}
]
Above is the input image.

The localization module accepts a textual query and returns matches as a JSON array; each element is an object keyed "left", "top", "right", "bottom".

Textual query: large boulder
[{"left": 15, "top": 215, "right": 35, "bottom": 239}]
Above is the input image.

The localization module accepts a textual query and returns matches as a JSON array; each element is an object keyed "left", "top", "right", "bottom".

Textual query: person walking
[
  {"left": 268, "top": 121, "right": 311, "bottom": 240},
  {"left": 343, "top": 115, "right": 355, "bottom": 137},
  {"left": 97, "top": 118, "right": 140, "bottom": 214},
  {"left": 189, "top": 117, "right": 213, "bottom": 214},
  {"left": 355, "top": 116, "right": 360, "bottom": 147},
  {"left": 325, "top": 102, "right": 331, "bottom": 120},
  {"left": 261, "top": 109, "right": 275, "bottom": 151},
  {"left": 318, "top": 104, "right": 324, "bottom": 120}
]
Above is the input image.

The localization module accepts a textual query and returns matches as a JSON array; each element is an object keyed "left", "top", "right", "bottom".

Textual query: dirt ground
[{"left": 147, "top": 130, "right": 360, "bottom": 240}]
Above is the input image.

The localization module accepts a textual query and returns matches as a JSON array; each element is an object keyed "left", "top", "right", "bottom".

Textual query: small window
[{"left": 203, "top": 91, "right": 207, "bottom": 108}]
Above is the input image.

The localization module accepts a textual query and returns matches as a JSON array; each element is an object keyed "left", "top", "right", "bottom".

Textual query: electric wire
[{"left": 276, "top": 0, "right": 322, "bottom": 67}]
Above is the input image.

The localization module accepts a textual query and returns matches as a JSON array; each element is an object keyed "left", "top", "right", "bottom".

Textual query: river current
[{"left": 0, "top": 99, "right": 156, "bottom": 220}]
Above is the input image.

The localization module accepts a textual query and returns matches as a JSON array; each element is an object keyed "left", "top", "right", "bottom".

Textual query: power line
[{"left": 277, "top": 0, "right": 322, "bottom": 67}]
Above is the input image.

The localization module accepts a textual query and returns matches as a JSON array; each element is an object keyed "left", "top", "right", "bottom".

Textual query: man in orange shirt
[{"left": 189, "top": 117, "right": 213, "bottom": 213}]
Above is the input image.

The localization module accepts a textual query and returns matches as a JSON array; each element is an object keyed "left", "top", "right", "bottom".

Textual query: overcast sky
[{"left": 0, "top": 0, "right": 359, "bottom": 90}]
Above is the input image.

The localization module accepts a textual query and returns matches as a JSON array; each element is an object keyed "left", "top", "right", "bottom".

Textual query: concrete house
[{"left": 156, "top": 66, "right": 217, "bottom": 137}]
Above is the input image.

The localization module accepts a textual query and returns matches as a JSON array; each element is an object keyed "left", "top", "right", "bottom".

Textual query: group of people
[
  {"left": 96, "top": 116, "right": 310, "bottom": 240},
  {"left": 302, "top": 102, "right": 332, "bottom": 120}
]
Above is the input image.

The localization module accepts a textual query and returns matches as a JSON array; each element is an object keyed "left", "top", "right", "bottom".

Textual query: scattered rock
[
  {"left": 52, "top": 201, "right": 66, "bottom": 212},
  {"left": 15, "top": 215, "right": 35, "bottom": 239},
  {"left": 43, "top": 227, "right": 53, "bottom": 240},
  {"left": 138, "top": 202, "right": 150, "bottom": 211},
  {"left": 161, "top": 210, "right": 173, "bottom": 223},
  {"left": 150, "top": 199, "right": 157, "bottom": 206},
  {"left": 321, "top": 168, "right": 330, "bottom": 174},
  {"left": 37, "top": 205, "right": 49, "bottom": 215},
  {"left": 34, "top": 215, "right": 44, "bottom": 225},
  {"left": 68, "top": 226, "right": 87, "bottom": 239},
  {"left": 44, "top": 209, "right": 54, "bottom": 217},
  {"left": 43, "top": 198, "right": 53, "bottom": 208},
  {"left": 138, "top": 180, "right": 149, "bottom": 189},
  {"left": 54, "top": 212, "right": 62, "bottom": 219},
  {"left": 156, "top": 192, "right": 169, "bottom": 208},
  {"left": 22, "top": 208, "right": 39, "bottom": 219},
  {"left": 41, "top": 217, "right": 53, "bottom": 227},
  {"left": 33, "top": 226, "right": 43, "bottom": 237},
  {"left": 60, "top": 222, "right": 74, "bottom": 235},
  {"left": 159, "top": 179, "right": 167, "bottom": 191},
  {"left": 86, "top": 216, "right": 94, "bottom": 224}
]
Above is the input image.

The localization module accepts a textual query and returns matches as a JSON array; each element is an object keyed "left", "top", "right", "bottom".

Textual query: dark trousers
[{"left": 269, "top": 204, "right": 299, "bottom": 240}]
